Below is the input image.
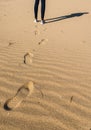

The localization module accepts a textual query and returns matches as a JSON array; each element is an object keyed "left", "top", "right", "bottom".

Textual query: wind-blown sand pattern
[{"left": 0, "top": 0, "right": 91, "bottom": 130}]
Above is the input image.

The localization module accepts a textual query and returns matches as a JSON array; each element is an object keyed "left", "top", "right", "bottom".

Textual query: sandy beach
[{"left": 0, "top": 0, "right": 91, "bottom": 129}]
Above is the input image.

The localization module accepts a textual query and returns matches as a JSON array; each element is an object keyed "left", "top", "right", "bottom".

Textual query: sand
[{"left": 0, "top": 0, "right": 91, "bottom": 129}]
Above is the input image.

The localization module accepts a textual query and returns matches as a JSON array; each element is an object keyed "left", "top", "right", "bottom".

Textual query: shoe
[
  {"left": 40, "top": 20, "right": 45, "bottom": 25},
  {"left": 34, "top": 19, "right": 38, "bottom": 23}
]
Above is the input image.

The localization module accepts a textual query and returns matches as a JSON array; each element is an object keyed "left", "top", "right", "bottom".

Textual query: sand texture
[{"left": 0, "top": 0, "right": 91, "bottom": 130}]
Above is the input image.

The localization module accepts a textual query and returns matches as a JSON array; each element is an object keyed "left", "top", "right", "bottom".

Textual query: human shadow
[{"left": 45, "top": 12, "right": 89, "bottom": 24}]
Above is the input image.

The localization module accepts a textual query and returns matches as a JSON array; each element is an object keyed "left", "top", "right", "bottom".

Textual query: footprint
[
  {"left": 4, "top": 81, "right": 34, "bottom": 111},
  {"left": 8, "top": 42, "right": 15, "bottom": 46},
  {"left": 24, "top": 52, "right": 33, "bottom": 65},
  {"left": 34, "top": 25, "right": 40, "bottom": 36},
  {"left": 70, "top": 96, "right": 74, "bottom": 103},
  {"left": 43, "top": 28, "right": 47, "bottom": 31},
  {"left": 34, "top": 30, "right": 40, "bottom": 36},
  {"left": 38, "top": 39, "right": 48, "bottom": 45}
]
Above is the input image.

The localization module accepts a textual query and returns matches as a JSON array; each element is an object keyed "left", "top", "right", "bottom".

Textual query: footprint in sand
[
  {"left": 8, "top": 42, "right": 15, "bottom": 46},
  {"left": 34, "top": 30, "right": 40, "bottom": 36},
  {"left": 24, "top": 52, "right": 34, "bottom": 65},
  {"left": 70, "top": 96, "right": 74, "bottom": 103},
  {"left": 34, "top": 25, "right": 40, "bottom": 36},
  {"left": 38, "top": 39, "right": 48, "bottom": 45},
  {"left": 4, "top": 81, "right": 34, "bottom": 111},
  {"left": 43, "top": 28, "right": 47, "bottom": 31}
]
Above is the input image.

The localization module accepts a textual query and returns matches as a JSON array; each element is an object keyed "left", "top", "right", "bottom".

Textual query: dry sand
[{"left": 0, "top": 0, "right": 91, "bottom": 130}]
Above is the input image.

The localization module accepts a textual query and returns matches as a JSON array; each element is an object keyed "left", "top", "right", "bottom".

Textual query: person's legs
[
  {"left": 34, "top": 0, "right": 40, "bottom": 20},
  {"left": 41, "top": 0, "right": 45, "bottom": 20}
]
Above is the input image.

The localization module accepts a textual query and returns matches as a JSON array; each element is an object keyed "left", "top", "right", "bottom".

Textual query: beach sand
[{"left": 0, "top": 0, "right": 91, "bottom": 129}]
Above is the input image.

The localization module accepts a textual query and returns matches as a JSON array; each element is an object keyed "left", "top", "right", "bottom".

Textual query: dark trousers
[{"left": 34, "top": 0, "right": 45, "bottom": 20}]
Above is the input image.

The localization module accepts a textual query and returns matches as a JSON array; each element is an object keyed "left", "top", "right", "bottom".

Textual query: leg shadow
[{"left": 45, "top": 12, "right": 89, "bottom": 24}]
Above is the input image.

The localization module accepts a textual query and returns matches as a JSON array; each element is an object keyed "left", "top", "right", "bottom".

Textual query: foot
[
  {"left": 40, "top": 20, "right": 45, "bottom": 25},
  {"left": 34, "top": 19, "right": 38, "bottom": 23}
]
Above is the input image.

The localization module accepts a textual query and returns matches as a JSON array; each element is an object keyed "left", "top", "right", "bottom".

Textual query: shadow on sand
[{"left": 45, "top": 12, "right": 89, "bottom": 24}]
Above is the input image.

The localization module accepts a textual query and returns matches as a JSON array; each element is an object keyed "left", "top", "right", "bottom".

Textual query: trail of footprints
[
  {"left": 24, "top": 25, "right": 48, "bottom": 65},
  {"left": 2, "top": 27, "right": 48, "bottom": 111},
  {"left": 24, "top": 38, "right": 48, "bottom": 65}
]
